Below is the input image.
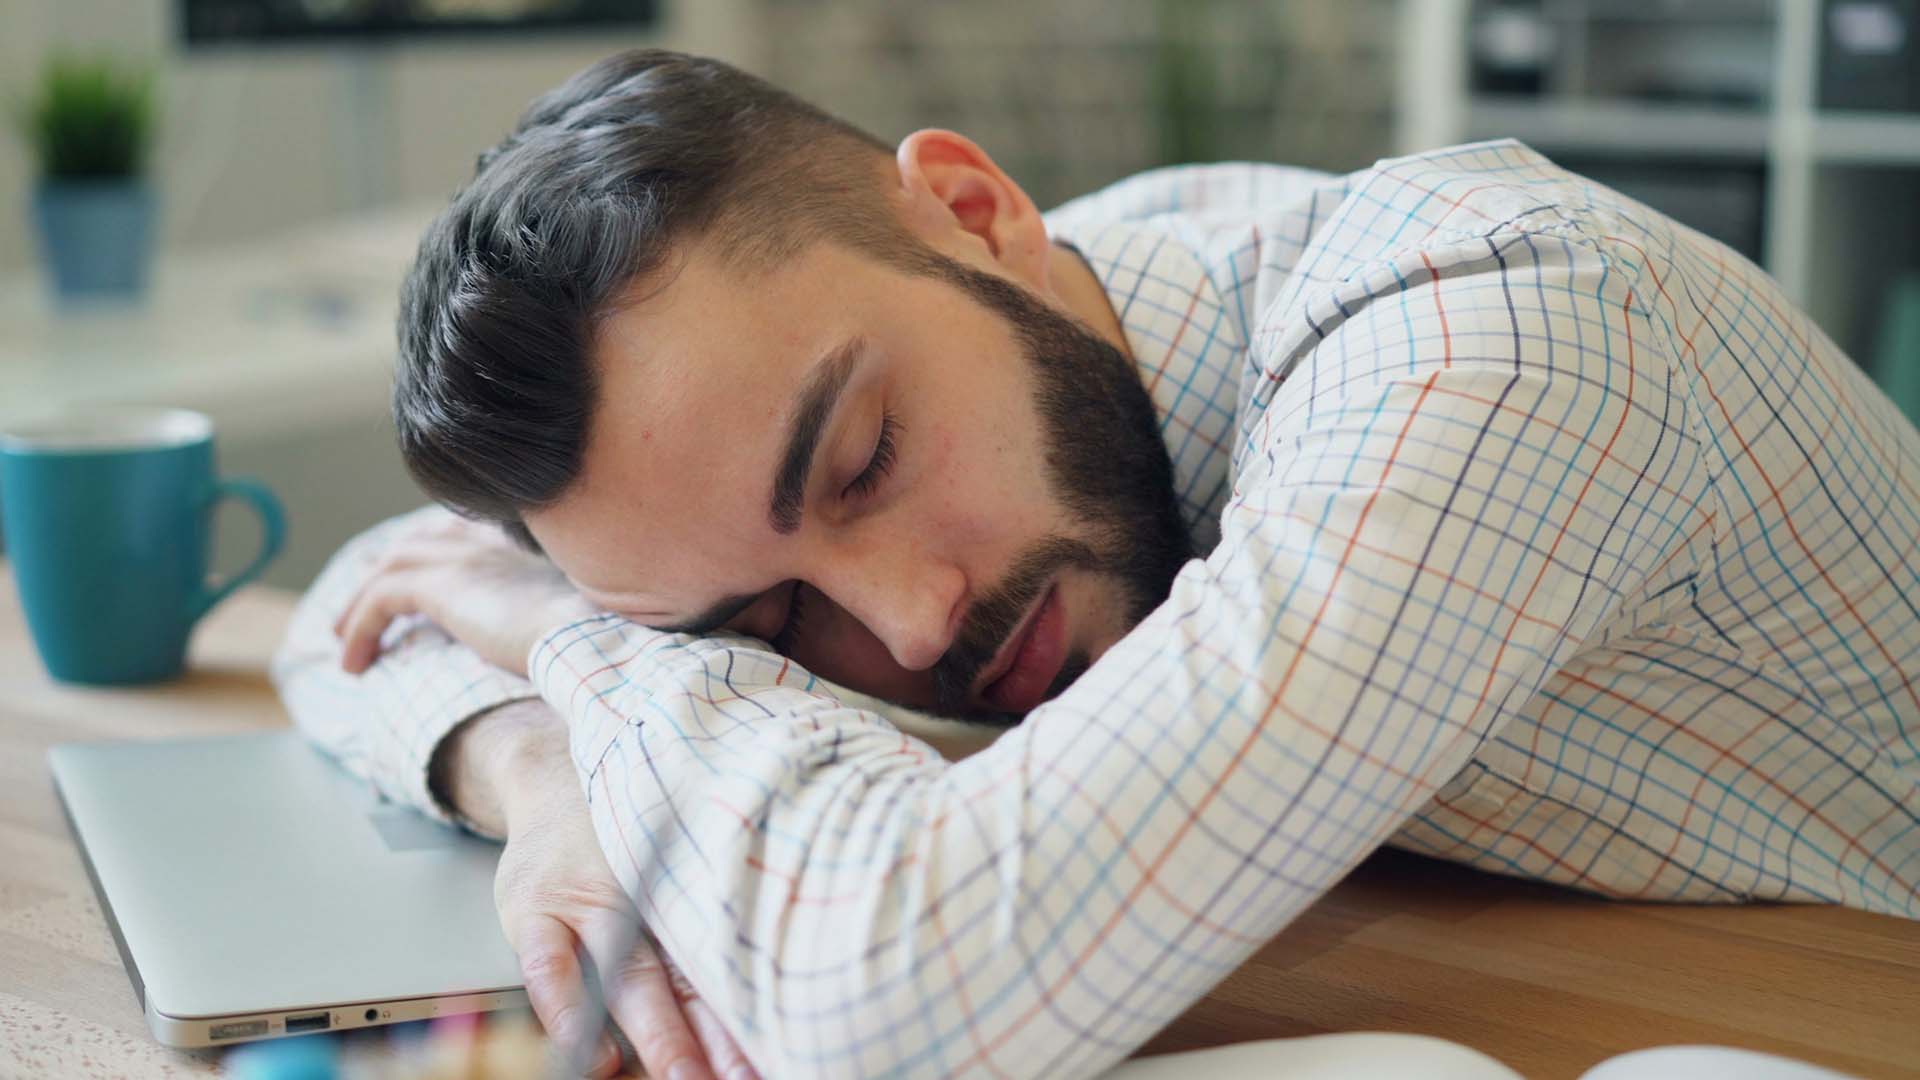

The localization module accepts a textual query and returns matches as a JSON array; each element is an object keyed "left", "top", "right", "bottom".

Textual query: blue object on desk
[
  {"left": 0, "top": 407, "right": 284, "bottom": 684},
  {"left": 224, "top": 1034, "right": 340, "bottom": 1080}
]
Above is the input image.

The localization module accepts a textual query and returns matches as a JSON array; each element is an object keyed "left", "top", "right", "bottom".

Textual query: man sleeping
[{"left": 273, "top": 48, "right": 1920, "bottom": 1080}]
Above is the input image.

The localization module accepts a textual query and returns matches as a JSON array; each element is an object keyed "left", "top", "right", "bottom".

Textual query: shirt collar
[{"left": 1052, "top": 222, "right": 1239, "bottom": 554}]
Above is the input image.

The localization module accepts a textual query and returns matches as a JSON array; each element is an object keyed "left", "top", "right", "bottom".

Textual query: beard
[{"left": 917, "top": 245, "right": 1195, "bottom": 722}]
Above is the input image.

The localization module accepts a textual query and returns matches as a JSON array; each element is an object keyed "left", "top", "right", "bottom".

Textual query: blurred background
[{"left": 2, "top": 0, "right": 1917, "bottom": 589}]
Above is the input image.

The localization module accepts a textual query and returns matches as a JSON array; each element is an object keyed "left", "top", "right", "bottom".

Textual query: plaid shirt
[{"left": 275, "top": 139, "right": 1920, "bottom": 1079}]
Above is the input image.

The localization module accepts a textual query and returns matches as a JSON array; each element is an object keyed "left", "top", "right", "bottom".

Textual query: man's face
[{"left": 523, "top": 230, "right": 1191, "bottom": 722}]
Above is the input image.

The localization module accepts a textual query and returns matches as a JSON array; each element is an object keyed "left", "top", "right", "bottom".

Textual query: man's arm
[
  {"left": 274, "top": 514, "right": 763, "bottom": 1080},
  {"left": 517, "top": 229, "right": 1692, "bottom": 1076},
  {"left": 429, "top": 700, "right": 557, "bottom": 839},
  {"left": 270, "top": 506, "right": 541, "bottom": 837}
]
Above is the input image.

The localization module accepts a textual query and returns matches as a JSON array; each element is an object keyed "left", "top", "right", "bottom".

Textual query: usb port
[{"left": 285, "top": 1011, "right": 331, "bottom": 1034}]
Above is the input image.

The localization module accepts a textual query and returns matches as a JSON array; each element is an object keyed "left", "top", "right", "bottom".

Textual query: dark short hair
[{"left": 394, "top": 50, "right": 922, "bottom": 551}]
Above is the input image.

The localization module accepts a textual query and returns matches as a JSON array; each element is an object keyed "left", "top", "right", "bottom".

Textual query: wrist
[
  {"left": 491, "top": 708, "right": 575, "bottom": 823},
  {"left": 439, "top": 699, "right": 567, "bottom": 837}
]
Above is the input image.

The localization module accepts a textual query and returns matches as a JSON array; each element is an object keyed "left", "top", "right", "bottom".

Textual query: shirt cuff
[
  {"left": 377, "top": 616, "right": 543, "bottom": 834},
  {"left": 525, "top": 612, "right": 629, "bottom": 693}
]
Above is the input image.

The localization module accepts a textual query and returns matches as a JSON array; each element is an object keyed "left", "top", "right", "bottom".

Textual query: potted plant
[{"left": 16, "top": 55, "right": 156, "bottom": 304}]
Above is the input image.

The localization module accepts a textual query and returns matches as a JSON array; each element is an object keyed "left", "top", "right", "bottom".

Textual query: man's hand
[
  {"left": 332, "top": 514, "right": 595, "bottom": 676},
  {"left": 457, "top": 701, "right": 758, "bottom": 1080}
]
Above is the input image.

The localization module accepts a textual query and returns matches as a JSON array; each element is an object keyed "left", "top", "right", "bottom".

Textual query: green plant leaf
[{"left": 14, "top": 54, "right": 155, "bottom": 181}]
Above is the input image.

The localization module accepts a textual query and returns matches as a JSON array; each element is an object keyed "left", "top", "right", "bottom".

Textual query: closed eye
[{"left": 846, "top": 411, "right": 900, "bottom": 500}]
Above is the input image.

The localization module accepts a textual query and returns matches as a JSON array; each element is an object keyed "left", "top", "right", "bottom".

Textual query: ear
[{"left": 895, "top": 128, "right": 1052, "bottom": 290}]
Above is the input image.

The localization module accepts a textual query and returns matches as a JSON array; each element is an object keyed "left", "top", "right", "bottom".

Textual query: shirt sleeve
[
  {"left": 526, "top": 222, "right": 1687, "bottom": 1078},
  {"left": 270, "top": 505, "right": 541, "bottom": 838}
]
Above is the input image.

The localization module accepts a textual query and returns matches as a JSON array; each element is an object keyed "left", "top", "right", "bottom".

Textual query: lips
[{"left": 980, "top": 584, "right": 1068, "bottom": 714}]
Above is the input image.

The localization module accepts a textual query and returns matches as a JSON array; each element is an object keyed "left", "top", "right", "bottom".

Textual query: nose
[{"left": 819, "top": 540, "right": 966, "bottom": 672}]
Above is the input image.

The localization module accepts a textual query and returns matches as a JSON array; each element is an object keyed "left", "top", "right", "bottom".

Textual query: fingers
[
  {"left": 334, "top": 577, "right": 423, "bottom": 674},
  {"left": 328, "top": 535, "right": 473, "bottom": 660},
  {"left": 684, "top": 997, "right": 759, "bottom": 1080},
  {"left": 592, "top": 1031, "right": 622, "bottom": 1079},
  {"left": 511, "top": 913, "right": 611, "bottom": 1077},
  {"left": 661, "top": 956, "right": 756, "bottom": 1079},
  {"left": 577, "top": 915, "right": 715, "bottom": 1080}
]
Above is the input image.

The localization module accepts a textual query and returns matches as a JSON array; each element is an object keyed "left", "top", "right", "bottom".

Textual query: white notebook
[{"left": 1105, "top": 1033, "right": 1859, "bottom": 1080}]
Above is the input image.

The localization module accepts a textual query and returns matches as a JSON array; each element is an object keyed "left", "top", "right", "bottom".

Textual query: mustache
[{"left": 929, "top": 536, "right": 1101, "bottom": 718}]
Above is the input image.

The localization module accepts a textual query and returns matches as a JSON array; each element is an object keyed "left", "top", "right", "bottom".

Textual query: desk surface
[{"left": 2, "top": 569, "right": 1916, "bottom": 1080}]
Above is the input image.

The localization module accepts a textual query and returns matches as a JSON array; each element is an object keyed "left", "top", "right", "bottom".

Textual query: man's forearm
[
  {"left": 272, "top": 506, "right": 540, "bottom": 831},
  {"left": 430, "top": 698, "right": 572, "bottom": 840}
]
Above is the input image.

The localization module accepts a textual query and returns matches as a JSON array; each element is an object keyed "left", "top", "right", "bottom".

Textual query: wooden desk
[{"left": 3, "top": 569, "right": 1916, "bottom": 1079}]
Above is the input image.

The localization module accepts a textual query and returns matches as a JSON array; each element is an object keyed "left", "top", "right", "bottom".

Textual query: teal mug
[{"left": 0, "top": 407, "right": 284, "bottom": 684}]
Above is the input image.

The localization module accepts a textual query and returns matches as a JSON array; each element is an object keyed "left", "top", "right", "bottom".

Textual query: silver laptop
[{"left": 48, "top": 731, "right": 528, "bottom": 1048}]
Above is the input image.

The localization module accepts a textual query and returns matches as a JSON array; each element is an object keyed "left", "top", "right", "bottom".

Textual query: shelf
[
  {"left": 0, "top": 204, "right": 432, "bottom": 443},
  {"left": 1464, "top": 97, "right": 1771, "bottom": 158},
  {"left": 1536, "top": 0, "right": 1774, "bottom": 24},
  {"left": 1399, "top": 0, "right": 1920, "bottom": 341},
  {"left": 1462, "top": 100, "right": 1920, "bottom": 168},
  {"left": 1811, "top": 111, "right": 1920, "bottom": 167}
]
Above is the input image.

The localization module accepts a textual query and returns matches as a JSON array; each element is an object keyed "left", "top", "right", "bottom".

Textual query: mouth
[{"left": 976, "top": 583, "right": 1069, "bottom": 714}]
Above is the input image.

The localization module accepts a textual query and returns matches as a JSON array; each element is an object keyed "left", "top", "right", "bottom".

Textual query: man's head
[{"left": 397, "top": 49, "right": 1192, "bottom": 722}]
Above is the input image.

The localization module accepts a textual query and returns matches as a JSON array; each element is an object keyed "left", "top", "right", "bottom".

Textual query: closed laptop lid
[{"left": 48, "top": 731, "right": 522, "bottom": 1019}]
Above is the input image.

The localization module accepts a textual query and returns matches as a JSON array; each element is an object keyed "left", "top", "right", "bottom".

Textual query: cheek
[
  {"left": 791, "top": 603, "right": 937, "bottom": 709},
  {"left": 921, "top": 414, "right": 1048, "bottom": 548}
]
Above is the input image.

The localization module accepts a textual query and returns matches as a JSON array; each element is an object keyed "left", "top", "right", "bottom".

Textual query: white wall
[
  {"left": 0, "top": 0, "right": 766, "bottom": 272},
  {"left": 1, "top": 0, "right": 767, "bottom": 589}
]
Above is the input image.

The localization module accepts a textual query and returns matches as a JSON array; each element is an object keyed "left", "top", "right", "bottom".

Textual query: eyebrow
[
  {"left": 655, "top": 337, "right": 866, "bottom": 636},
  {"left": 769, "top": 336, "right": 864, "bottom": 535}
]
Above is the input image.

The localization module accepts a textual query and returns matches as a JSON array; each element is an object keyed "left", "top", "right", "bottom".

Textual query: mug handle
[{"left": 189, "top": 477, "right": 286, "bottom": 622}]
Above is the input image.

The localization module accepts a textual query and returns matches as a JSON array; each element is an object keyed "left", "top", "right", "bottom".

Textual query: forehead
[{"left": 526, "top": 240, "right": 874, "bottom": 615}]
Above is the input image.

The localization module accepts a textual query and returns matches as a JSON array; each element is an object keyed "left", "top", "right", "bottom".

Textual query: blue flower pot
[{"left": 31, "top": 180, "right": 155, "bottom": 304}]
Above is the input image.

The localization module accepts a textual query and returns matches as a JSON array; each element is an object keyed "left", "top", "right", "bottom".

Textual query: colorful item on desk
[
  {"left": 224, "top": 1010, "right": 569, "bottom": 1080},
  {"left": 392, "top": 1009, "right": 562, "bottom": 1080},
  {"left": 224, "top": 1034, "right": 340, "bottom": 1080},
  {"left": 420, "top": 1013, "right": 481, "bottom": 1077}
]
